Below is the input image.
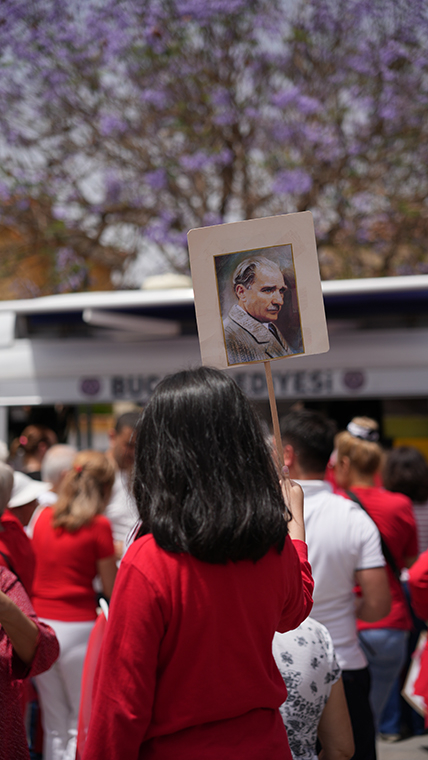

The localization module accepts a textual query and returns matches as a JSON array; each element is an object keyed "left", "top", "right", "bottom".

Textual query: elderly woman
[
  {"left": 0, "top": 463, "right": 36, "bottom": 596},
  {"left": 0, "top": 566, "right": 59, "bottom": 759}
]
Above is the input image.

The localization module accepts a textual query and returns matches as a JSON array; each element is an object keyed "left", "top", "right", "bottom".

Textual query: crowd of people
[{"left": 1, "top": 370, "right": 428, "bottom": 760}]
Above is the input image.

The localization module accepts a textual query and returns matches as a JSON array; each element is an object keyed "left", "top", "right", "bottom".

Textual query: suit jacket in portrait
[{"left": 223, "top": 304, "right": 296, "bottom": 365}]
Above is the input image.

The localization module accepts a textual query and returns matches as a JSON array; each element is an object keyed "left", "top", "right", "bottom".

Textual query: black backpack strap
[{"left": 346, "top": 490, "right": 401, "bottom": 581}]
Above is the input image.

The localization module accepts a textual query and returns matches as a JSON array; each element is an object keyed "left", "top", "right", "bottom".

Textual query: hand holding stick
[
  {"left": 263, "top": 362, "right": 305, "bottom": 541},
  {"left": 281, "top": 465, "right": 305, "bottom": 542}
]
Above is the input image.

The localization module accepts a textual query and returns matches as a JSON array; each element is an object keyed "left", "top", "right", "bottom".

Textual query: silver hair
[
  {"left": 0, "top": 462, "right": 14, "bottom": 516},
  {"left": 232, "top": 256, "right": 283, "bottom": 294},
  {"left": 41, "top": 444, "right": 77, "bottom": 487}
]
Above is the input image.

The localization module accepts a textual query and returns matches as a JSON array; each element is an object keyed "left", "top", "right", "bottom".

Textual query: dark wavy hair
[
  {"left": 383, "top": 446, "right": 428, "bottom": 503},
  {"left": 134, "top": 367, "right": 289, "bottom": 563}
]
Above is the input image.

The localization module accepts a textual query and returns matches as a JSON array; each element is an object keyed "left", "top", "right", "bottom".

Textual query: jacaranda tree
[{"left": 0, "top": 0, "right": 427, "bottom": 294}]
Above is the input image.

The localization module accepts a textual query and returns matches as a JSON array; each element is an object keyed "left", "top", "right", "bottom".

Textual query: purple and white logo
[
  {"left": 342, "top": 371, "right": 365, "bottom": 391},
  {"left": 80, "top": 378, "right": 101, "bottom": 396}
]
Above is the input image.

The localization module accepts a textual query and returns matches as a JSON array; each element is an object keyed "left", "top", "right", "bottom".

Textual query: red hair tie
[
  {"left": 19, "top": 436, "right": 28, "bottom": 446},
  {"left": 74, "top": 465, "right": 83, "bottom": 473}
]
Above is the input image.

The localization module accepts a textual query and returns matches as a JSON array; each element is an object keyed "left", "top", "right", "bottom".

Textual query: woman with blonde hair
[
  {"left": 31, "top": 450, "right": 117, "bottom": 760},
  {"left": 334, "top": 417, "right": 418, "bottom": 732}
]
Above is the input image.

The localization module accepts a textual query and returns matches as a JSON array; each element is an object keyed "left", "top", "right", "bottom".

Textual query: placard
[{"left": 188, "top": 211, "right": 329, "bottom": 369}]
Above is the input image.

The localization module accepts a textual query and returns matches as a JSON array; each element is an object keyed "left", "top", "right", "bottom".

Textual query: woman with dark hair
[
  {"left": 82, "top": 367, "right": 313, "bottom": 760},
  {"left": 383, "top": 446, "right": 428, "bottom": 554},
  {"left": 10, "top": 425, "right": 57, "bottom": 481},
  {"left": 380, "top": 446, "right": 428, "bottom": 739}
]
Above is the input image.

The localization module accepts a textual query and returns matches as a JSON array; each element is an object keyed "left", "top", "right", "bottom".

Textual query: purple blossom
[
  {"left": 56, "top": 247, "right": 77, "bottom": 270},
  {"left": 210, "top": 88, "right": 232, "bottom": 107},
  {"left": 99, "top": 114, "right": 127, "bottom": 137},
  {"left": 212, "top": 110, "right": 237, "bottom": 126},
  {"left": 212, "top": 148, "right": 234, "bottom": 166},
  {"left": 179, "top": 152, "right": 212, "bottom": 172},
  {"left": 295, "top": 94, "right": 321, "bottom": 115},
  {"left": 0, "top": 181, "right": 10, "bottom": 201},
  {"left": 140, "top": 89, "right": 169, "bottom": 109},
  {"left": 145, "top": 169, "right": 167, "bottom": 191},
  {"left": 379, "top": 103, "right": 398, "bottom": 121},
  {"left": 203, "top": 211, "right": 223, "bottom": 226},
  {"left": 0, "top": 0, "right": 426, "bottom": 283},
  {"left": 55, "top": 247, "right": 87, "bottom": 292},
  {"left": 272, "top": 86, "right": 300, "bottom": 109},
  {"left": 273, "top": 170, "right": 313, "bottom": 196},
  {"left": 105, "top": 173, "right": 123, "bottom": 203}
]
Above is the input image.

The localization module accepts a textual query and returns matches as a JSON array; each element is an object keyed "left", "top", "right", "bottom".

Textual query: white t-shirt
[
  {"left": 299, "top": 480, "right": 384, "bottom": 671},
  {"left": 273, "top": 617, "right": 341, "bottom": 760},
  {"left": 104, "top": 470, "right": 139, "bottom": 550}
]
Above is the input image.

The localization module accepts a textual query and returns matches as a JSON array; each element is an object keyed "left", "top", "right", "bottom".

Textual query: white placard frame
[{"left": 188, "top": 211, "right": 329, "bottom": 370}]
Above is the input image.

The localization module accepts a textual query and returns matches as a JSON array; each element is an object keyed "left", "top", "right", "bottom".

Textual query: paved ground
[{"left": 377, "top": 734, "right": 428, "bottom": 759}]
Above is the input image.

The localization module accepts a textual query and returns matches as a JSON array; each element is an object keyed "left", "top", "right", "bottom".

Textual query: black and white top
[{"left": 273, "top": 617, "right": 341, "bottom": 760}]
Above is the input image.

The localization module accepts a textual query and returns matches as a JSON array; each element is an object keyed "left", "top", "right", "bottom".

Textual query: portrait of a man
[
  {"left": 218, "top": 252, "right": 303, "bottom": 365},
  {"left": 188, "top": 211, "right": 328, "bottom": 370}
]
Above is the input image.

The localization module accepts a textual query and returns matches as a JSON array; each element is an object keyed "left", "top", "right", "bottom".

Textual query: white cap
[{"left": 8, "top": 471, "right": 52, "bottom": 509}]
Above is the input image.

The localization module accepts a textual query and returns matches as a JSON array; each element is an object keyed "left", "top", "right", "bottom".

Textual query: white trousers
[{"left": 34, "top": 619, "right": 95, "bottom": 760}]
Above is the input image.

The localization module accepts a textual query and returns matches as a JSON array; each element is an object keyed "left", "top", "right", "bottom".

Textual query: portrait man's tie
[{"left": 268, "top": 323, "right": 281, "bottom": 343}]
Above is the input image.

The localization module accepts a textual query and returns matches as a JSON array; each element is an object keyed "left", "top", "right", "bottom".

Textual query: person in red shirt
[
  {"left": 31, "top": 450, "right": 117, "bottom": 760},
  {"left": 0, "top": 462, "right": 36, "bottom": 596},
  {"left": 0, "top": 566, "right": 59, "bottom": 760},
  {"left": 82, "top": 367, "right": 313, "bottom": 760},
  {"left": 335, "top": 417, "right": 418, "bottom": 731},
  {"left": 407, "top": 551, "right": 428, "bottom": 728}
]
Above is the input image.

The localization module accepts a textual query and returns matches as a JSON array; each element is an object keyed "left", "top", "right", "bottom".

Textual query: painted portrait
[
  {"left": 188, "top": 211, "right": 329, "bottom": 371},
  {"left": 214, "top": 246, "right": 303, "bottom": 366}
]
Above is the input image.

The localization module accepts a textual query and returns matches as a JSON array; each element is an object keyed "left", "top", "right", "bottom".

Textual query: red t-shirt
[
  {"left": 351, "top": 486, "right": 418, "bottom": 631},
  {"left": 0, "top": 511, "right": 36, "bottom": 597},
  {"left": 408, "top": 550, "right": 428, "bottom": 621},
  {"left": 82, "top": 535, "right": 313, "bottom": 760},
  {"left": 31, "top": 507, "right": 114, "bottom": 621},
  {"left": 408, "top": 551, "right": 428, "bottom": 726}
]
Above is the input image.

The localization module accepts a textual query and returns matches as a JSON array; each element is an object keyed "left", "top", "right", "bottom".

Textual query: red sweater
[{"left": 82, "top": 535, "right": 313, "bottom": 760}]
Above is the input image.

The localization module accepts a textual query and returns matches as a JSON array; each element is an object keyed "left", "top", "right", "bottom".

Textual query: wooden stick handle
[{"left": 264, "top": 362, "right": 284, "bottom": 472}]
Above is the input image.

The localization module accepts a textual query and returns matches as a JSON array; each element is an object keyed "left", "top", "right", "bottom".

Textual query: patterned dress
[
  {"left": 0, "top": 567, "right": 59, "bottom": 760},
  {"left": 273, "top": 617, "right": 341, "bottom": 760}
]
